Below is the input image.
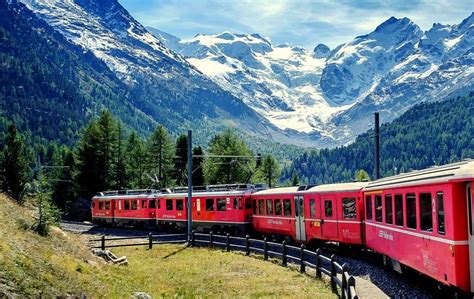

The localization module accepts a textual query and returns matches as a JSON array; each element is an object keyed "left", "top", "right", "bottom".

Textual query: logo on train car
[
  {"left": 342, "top": 229, "right": 359, "bottom": 240},
  {"left": 378, "top": 230, "right": 393, "bottom": 241},
  {"left": 163, "top": 214, "right": 176, "bottom": 219},
  {"left": 267, "top": 219, "right": 283, "bottom": 225}
]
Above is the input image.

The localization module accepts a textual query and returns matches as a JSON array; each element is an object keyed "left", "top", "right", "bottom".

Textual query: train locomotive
[{"left": 92, "top": 160, "right": 474, "bottom": 293}]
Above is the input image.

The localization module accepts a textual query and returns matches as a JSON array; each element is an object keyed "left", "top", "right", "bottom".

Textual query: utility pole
[
  {"left": 158, "top": 145, "right": 162, "bottom": 188},
  {"left": 187, "top": 130, "right": 193, "bottom": 241},
  {"left": 374, "top": 112, "right": 380, "bottom": 180}
]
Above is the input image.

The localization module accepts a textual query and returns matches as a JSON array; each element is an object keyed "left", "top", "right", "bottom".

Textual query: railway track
[{"left": 319, "top": 245, "right": 458, "bottom": 298}]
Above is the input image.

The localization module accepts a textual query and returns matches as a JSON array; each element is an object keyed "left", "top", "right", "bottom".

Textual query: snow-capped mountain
[
  {"left": 17, "top": 0, "right": 300, "bottom": 145},
  {"left": 149, "top": 13, "right": 473, "bottom": 146},
  {"left": 14, "top": 0, "right": 473, "bottom": 147}
]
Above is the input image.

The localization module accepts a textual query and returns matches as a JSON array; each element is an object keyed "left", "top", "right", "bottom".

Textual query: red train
[
  {"left": 92, "top": 184, "right": 256, "bottom": 234},
  {"left": 92, "top": 160, "right": 474, "bottom": 293}
]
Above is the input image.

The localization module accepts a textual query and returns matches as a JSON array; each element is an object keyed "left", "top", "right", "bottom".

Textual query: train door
[
  {"left": 321, "top": 196, "right": 338, "bottom": 239},
  {"left": 294, "top": 195, "right": 306, "bottom": 242},
  {"left": 467, "top": 183, "right": 474, "bottom": 292},
  {"left": 307, "top": 195, "right": 322, "bottom": 239}
]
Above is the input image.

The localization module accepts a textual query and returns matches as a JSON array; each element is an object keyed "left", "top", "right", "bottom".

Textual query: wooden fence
[{"left": 89, "top": 232, "right": 358, "bottom": 299}]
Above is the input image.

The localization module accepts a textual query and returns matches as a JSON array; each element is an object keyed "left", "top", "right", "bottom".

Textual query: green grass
[{"left": 0, "top": 194, "right": 334, "bottom": 298}]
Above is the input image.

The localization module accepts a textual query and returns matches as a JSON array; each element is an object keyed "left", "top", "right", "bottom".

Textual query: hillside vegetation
[
  {"left": 283, "top": 92, "right": 474, "bottom": 184},
  {"left": 0, "top": 194, "right": 333, "bottom": 297}
]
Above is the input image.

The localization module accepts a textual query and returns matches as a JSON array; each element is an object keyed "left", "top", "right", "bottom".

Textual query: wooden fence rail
[{"left": 88, "top": 231, "right": 358, "bottom": 299}]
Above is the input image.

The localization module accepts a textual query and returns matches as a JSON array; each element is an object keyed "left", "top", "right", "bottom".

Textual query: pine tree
[
  {"left": 146, "top": 125, "right": 174, "bottom": 188},
  {"left": 125, "top": 131, "right": 146, "bottom": 188},
  {"left": 174, "top": 134, "right": 188, "bottom": 186},
  {"left": 2, "top": 124, "right": 29, "bottom": 202},
  {"left": 52, "top": 149, "right": 76, "bottom": 211},
  {"left": 259, "top": 155, "right": 280, "bottom": 188},
  {"left": 204, "top": 129, "right": 254, "bottom": 184},
  {"left": 76, "top": 120, "right": 102, "bottom": 198},
  {"left": 97, "top": 110, "right": 118, "bottom": 189},
  {"left": 291, "top": 171, "right": 299, "bottom": 186}
]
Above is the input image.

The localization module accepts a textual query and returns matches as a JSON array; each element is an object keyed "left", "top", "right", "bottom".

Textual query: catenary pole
[{"left": 187, "top": 130, "right": 193, "bottom": 241}]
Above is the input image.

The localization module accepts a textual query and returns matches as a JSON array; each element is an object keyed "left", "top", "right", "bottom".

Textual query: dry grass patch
[{"left": 0, "top": 194, "right": 334, "bottom": 298}]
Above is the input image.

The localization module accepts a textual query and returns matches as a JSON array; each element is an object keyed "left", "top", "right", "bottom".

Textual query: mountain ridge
[{"left": 149, "top": 13, "right": 473, "bottom": 147}]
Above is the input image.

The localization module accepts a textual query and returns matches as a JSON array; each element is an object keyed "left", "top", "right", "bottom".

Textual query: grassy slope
[{"left": 0, "top": 194, "right": 333, "bottom": 298}]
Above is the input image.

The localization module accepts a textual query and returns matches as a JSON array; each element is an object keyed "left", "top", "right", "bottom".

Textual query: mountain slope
[
  {"left": 0, "top": 0, "right": 154, "bottom": 145},
  {"left": 150, "top": 13, "right": 474, "bottom": 147},
  {"left": 282, "top": 92, "right": 474, "bottom": 184},
  {"left": 18, "top": 0, "right": 299, "bottom": 146}
]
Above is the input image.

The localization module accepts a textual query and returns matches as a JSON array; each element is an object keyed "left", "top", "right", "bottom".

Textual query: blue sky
[{"left": 119, "top": 0, "right": 473, "bottom": 49}]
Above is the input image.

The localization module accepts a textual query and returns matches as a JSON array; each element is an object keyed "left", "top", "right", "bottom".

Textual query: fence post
[
  {"left": 191, "top": 230, "right": 196, "bottom": 247},
  {"left": 101, "top": 235, "right": 105, "bottom": 250},
  {"left": 148, "top": 232, "right": 153, "bottom": 250},
  {"left": 300, "top": 244, "right": 306, "bottom": 273},
  {"left": 263, "top": 237, "right": 268, "bottom": 260},
  {"left": 210, "top": 231, "right": 214, "bottom": 248},
  {"left": 342, "top": 264, "right": 349, "bottom": 299},
  {"left": 330, "top": 254, "right": 337, "bottom": 292},
  {"left": 348, "top": 276, "right": 356, "bottom": 299},
  {"left": 245, "top": 235, "right": 250, "bottom": 256},
  {"left": 226, "top": 233, "right": 230, "bottom": 252},
  {"left": 282, "top": 241, "right": 287, "bottom": 267},
  {"left": 315, "top": 248, "right": 322, "bottom": 278}
]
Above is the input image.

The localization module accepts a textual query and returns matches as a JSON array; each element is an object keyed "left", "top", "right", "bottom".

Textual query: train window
[
  {"left": 275, "top": 199, "right": 282, "bottom": 216},
  {"left": 105, "top": 201, "right": 110, "bottom": 210},
  {"left": 142, "top": 200, "right": 147, "bottom": 209},
  {"left": 245, "top": 198, "right": 252, "bottom": 209},
  {"left": 206, "top": 198, "right": 214, "bottom": 211},
  {"left": 395, "top": 195, "right": 403, "bottom": 226},
  {"left": 166, "top": 199, "right": 173, "bottom": 211},
  {"left": 258, "top": 200, "right": 265, "bottom": 215},
  {"left": 233, "top": 197, "right": 243, "bottom": 210},
  {"left": 99, "top": 201, "right": 104, "bottom": 210},
  {"left": 124, "top": 200, "right": 130, "bottom": 210},
  {"left": 324, "top": 200, "right": 333, "bottom": 217},
  {"left": 253, "top": 200, "right": 257, "bottom": 214},
  {"left": 310, "top": 199, "right": 316, "bottom": 218},
  {"left": 131, "top": 200, "right": 138, "bottom": 210},
  {"left": 149, "top": 199, "right": 156, "bottom": 209},
  {"left": 375, "top": 195, "right": 382, "bottom": 222},
  {"left": 365, "top": 196, "right": 372, "bottom": 220},
  {"left": 343, "top": 198, "right": 356, "bottom": 219},
  {"left": 420, "top": 193, "right": 433, "bottom": 232},
  {"left": 157, "top": 199, "right": 161, "bottom": 209},
  {"left": 406, "top": 193, "right": 417, "bottom": 229},
  {"left": 266, "top": 199, "right": 273, "bottom": 215},
  {"left": 217, "top": 198, "right": 227, "bottom": 211},
  {"left": 436, "top": 192, "right": 445, "bottom": 235},
  {"left": 385, "top": 195, "right": 393, "bottom": 224},
  {"left": 176, "top": 199, "right": 184, "bottom": 211},
  {"left": 284, "top": 199, "right": 292, "bottom": 216}
]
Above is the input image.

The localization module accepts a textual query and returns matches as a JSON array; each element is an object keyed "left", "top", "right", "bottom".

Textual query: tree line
[
  {"left": 0, "top": 111, "right": 281, "bottom": 219},
  {"left": 282, "top": 93, "right": 474, "bottom": 184}
]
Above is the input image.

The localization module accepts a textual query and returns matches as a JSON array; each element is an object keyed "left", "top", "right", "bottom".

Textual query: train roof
[
  {"left": 305, "top": 182, "right": 369, "bottom": 193},
  {"left": 93, "top": 189, "right": 159, "bottom": 199},
  {"left": 365, "top": 160, "right": 474, "bottom": 191},
  {"left": 252, "top": 186, "right": 301, "bottom": 195}
]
